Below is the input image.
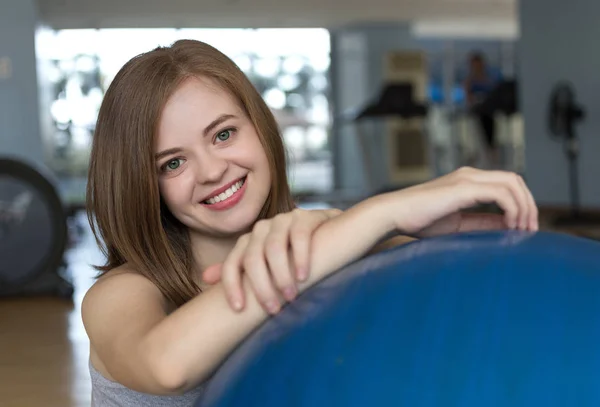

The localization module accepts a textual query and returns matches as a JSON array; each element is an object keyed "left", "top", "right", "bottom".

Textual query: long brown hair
[{"left": 87, "top": 39, "right": 295, "bottom": 306}]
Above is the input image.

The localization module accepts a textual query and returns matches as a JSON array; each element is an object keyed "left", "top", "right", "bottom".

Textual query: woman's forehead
[{"left": 156, "top": 78, "right": 243, "bottom": 146}]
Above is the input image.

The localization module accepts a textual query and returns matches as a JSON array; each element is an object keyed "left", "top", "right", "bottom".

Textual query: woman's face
[{"left": 155, "top": 77, "right": 271, "bottom": 239}]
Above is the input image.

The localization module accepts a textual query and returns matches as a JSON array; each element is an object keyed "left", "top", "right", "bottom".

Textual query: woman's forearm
[
  {"left": 301, "top": 194, "right": 396, "bottom": 284},
  {"left": 147, "top": 195, "right": 396, "bottom": 392},
  {"left": 145, "top": 279, "right": 270, "bottom": 393}
]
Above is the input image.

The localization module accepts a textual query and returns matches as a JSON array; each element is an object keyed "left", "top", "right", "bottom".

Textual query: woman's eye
[
  {"left": 164, "top": 159, "right": 182, "bottom": 171},
  {"left": 216, "top": 129, "right": 232, "bottom": 142}
]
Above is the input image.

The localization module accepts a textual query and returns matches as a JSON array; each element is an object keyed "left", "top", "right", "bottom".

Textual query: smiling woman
[
  {"left": 84, "top": 39, "right": 305, "bottom": 405},
  {"left": 154, "top": 77, "right": 273, "bottom": 240},
  {"left": 87, "top": 40, "right": 296, "bottom": 300},
  {"left": 82, "top": 38, "right": 538, "bottom": 407}
]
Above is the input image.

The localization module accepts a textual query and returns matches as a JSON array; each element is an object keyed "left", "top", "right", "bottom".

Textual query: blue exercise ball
[{"left": 197, "top": 231, "right": 600, "bottom": 407}]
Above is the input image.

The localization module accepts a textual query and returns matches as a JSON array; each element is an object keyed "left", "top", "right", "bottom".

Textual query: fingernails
[
  {"left": 232, "top": 299, "right": 243, "bottom": 311},
  {"left": 265, "top": 300, "right": 280, "bottom": 314},
  {"left": 283, "top": 287, "right": 297, "bottom": 301},
  {"left": 297, "top": 268, "right": 307, "bottom": 281}
]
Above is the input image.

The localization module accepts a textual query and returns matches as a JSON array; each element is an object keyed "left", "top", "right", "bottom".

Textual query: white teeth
[{"left": 204, "top": 178, "right": 245, "bottom": 205}]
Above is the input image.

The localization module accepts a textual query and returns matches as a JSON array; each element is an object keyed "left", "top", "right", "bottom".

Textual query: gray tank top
[{"left": 90, "top": 361, "right": 206, "bottom": 407}]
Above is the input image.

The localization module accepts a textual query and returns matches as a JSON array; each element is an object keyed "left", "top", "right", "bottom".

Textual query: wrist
[{"left": 357, "top": 193, "right": 399, "bottom": 237}]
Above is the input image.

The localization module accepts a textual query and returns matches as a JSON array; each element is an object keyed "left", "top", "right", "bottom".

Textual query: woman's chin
[{"left": 188, "top": 216, "right": 257, "bottom": 239}]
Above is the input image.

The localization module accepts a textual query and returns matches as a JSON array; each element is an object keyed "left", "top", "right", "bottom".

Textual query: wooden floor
[
  {"left": 1, "top": 212, "right": 100, "bottom": 407},
  {"left": 0, "top": 299, "right": 91, "bottom": 407},
  {"left": 2, "top": 208, "right": 600, "bottom": 406}
]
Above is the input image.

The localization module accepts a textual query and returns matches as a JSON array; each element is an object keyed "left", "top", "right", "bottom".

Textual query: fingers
[
  {"left": 471, "top": 182, "right": 520, "bottom": 229},
  {"left": 264, "top": 215, "right": 298, "bottom": 301},
  {"left": 263, "top": 209, "right": 330, "bottom": 299},
  {"left": 202, "top": 264, "right": 222, "bottom": 285},
  {"left": 220, "top": 223, "right": 283, "bottom": 314},
  {"left": 219, "top": 208, "right": 335, "bottom": 314},
  {"left": 488, "top": 171, "right": 537, "bottom": 231},
  {"left": 456, "top": 167, "right": 538, "bottom": 231},
  {"left": 289, "top": 209, "right": 326, "bottom": 281},
  {"left": 220, "top": 234, "right": 251, "bottom": 311},
  {"left": 517, "top": 175, "right": 539, "bottom": 231},
  {"left": 490, "top": 172, "right": 530, "bottom": 230},
  {"left": 243, "top": 220, "right": 284, "bottom": 314},
  {"left": 290, "top": 208, "right": 336, "bottom": 281},
  {"left": 290, "top": 226, "right": 310, "bottom": 282}
]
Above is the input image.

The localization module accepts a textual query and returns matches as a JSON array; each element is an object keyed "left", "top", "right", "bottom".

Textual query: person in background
[{"left": 464, "top": 51, "right": 502, "bottom": 169}]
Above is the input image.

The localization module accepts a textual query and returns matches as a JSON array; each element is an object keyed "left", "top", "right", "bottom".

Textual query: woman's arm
[
  {"left": 83, "top": 167, "right": 537, "bottom": 396},
  {"left": 155, "top": 163, "right": 537, "bottom": 391},
  {"left": 82, "top": 197, "right": 393, "bottom": 396},
  {"left": 160, "top": 196, "right": 398, "bottom": 388}
]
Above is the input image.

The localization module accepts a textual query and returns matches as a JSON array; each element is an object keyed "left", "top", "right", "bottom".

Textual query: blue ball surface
[{"left": 198, "top": 231, "right": 600, "bottom": 407}]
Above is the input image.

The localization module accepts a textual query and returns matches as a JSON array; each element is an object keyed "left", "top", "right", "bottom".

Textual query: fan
[
  {"left": 547, "top": 81, "right": 600, "bottom": 226},
  {"left": 549, "top": 82, "right": 585, "bottom": 141}
]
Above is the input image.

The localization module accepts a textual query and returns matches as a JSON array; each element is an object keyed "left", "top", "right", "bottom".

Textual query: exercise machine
[
  {"left": 0, "top": 156, "right": 73, "bottom": 299},
  {"left": 343, "top": 81, "right": 430, "bottom": 195}
]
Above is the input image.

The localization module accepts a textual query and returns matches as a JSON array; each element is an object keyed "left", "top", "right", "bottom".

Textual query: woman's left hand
[
  {"left": 202, "top": 208, "right": 342, "bottom": 314},
  {"left": 411, "top": 170, "right": 537, "bottom": 238}
]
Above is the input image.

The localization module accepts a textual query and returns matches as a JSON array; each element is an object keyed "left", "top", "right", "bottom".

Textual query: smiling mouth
[{"left": 202, "top": 177, "right": 246, "bottom": 205}]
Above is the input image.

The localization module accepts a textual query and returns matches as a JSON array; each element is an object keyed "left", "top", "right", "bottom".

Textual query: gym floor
[
  {"left": 1, "top": 208, "right": 598, "bottom": 407},
  {"left": 1, "top": 211, "right": 99, "bottom": 407}
]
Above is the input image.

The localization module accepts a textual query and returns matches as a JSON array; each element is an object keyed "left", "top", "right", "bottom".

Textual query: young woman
[{"left": 83, "top": 39, "right": 538, "bottom": 406}]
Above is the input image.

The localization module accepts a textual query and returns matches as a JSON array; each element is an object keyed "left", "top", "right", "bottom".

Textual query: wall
[
  {"left": 0, "top": 0, "right": 44, "bottom": 165},
  {"left": 519, "top": 0, "right": 600, "bottom": 207}
]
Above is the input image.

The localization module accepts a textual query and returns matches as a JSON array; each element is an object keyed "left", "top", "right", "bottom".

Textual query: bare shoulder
[
  {"left": 81, "top": 265, "right": 171, "bottom": 380},
  {"left": 82, "top": 265, "right": 169, "bottom": 322}
]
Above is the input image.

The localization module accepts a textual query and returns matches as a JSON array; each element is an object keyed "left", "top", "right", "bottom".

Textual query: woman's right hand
[
  {"left": 203, "top": 208, "right": 342, "bottom": 314},
  {"left": 379, "top": 166, "right": 538, "bottom": 237}
]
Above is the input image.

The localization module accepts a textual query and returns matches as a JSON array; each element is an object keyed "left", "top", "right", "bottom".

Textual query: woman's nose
[{"left": 195, "top": 151, "right": 228, "bottom": 184}]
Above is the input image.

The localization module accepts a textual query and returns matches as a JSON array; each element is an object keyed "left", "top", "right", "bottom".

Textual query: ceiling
[{"left": 36, "top": 0, "right": 517, "bottom": 33}]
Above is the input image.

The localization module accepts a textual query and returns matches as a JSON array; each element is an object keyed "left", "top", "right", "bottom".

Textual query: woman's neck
[{"left": 189, "top": 231, "right": 240, "bottom": 273}]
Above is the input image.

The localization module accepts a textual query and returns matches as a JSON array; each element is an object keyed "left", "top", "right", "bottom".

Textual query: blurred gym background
[{"left": 1, "top": 0, "right": 598, "bottom": 405}]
